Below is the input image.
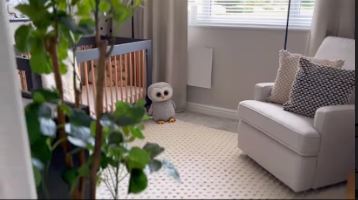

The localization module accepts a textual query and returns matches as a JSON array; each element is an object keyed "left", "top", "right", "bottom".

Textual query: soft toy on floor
[{"left": 148, "top": 82, "right": 176, "bottom": 124}]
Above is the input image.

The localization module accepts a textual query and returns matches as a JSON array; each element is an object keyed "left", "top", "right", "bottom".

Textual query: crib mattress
[{"left": 81, "top": 85, "right": 144, "bottom": 116}]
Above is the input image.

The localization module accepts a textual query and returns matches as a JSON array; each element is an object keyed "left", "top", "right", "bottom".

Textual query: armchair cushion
[
  {"left": 283, "top": 58, "right": 355, "bottom": 118},
  {"left": 238, "top": 100, "right": 320, "bottom": 156},
  {"left": 269, "top": 50, "right": 344, "bottom": 104}
]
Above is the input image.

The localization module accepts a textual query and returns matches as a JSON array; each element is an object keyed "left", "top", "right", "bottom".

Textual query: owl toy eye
[
  {"left": 164, "top": 90, "right": 169, "bottom": 96},
  {"left": 156, "top": 92, "right": 162, "bottom": 97}
]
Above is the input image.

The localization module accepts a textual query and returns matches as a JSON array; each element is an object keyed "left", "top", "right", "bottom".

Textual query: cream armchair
[{"left": 237, "top": 37, "right": 355, "bottom": 192}]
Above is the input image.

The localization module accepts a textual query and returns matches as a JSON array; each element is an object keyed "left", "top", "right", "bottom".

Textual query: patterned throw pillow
[
  {"left": 283, "top": 58, "right": 355, "bottom": 118},
  {"left": 268, "top": 50, "right": 344, "bottom": 104}
]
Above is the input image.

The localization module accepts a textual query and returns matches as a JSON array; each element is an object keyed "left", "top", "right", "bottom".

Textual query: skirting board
[{"left": 187, "top": 102, "right": 238, "bottom": 120}]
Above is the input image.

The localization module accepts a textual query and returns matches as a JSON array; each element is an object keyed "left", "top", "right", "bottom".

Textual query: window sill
[{"left": 188, "top": 23, "right": 311, "bottom": 32}]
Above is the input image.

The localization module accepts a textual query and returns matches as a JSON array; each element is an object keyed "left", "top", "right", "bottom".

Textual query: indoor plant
[{"left": 14, "top": 0, "right": 179, "bottom": 199}]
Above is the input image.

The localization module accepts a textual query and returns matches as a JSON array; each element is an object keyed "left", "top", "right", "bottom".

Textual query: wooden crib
[{"left": 16, "top": 37, "right": 152, "bottom": 116}]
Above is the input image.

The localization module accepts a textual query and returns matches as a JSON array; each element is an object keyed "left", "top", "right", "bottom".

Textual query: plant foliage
[{"left": 15, "top": 0, "right": 179, "bottom": 199}]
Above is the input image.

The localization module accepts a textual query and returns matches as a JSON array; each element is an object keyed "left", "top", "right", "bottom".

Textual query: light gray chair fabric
[{"left": 237, "top": 37, "right": 355, "bottom": 192}]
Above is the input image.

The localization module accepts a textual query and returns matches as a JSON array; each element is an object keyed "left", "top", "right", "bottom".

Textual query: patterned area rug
[{"left": 97, "top": 120, "right": 345, "bottom": 199}]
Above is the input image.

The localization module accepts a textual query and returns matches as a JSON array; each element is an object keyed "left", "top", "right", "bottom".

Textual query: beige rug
[{"left": 97, "top": 120, "right": 346, "bottom": 199}]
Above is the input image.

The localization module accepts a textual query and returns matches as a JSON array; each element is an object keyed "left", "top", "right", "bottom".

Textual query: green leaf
[
  {"left": 113, "top": 101, "right": 146, "bottom": 126},
  {"left": 99, "top": 1, "right": 111, "bottom": 12},
  {"left": 77, "top": 0, "right": 95, "bottom": 17},
  {"left": 63, "top": 168, "right": 79, "bottom": 193},
  {"left": 65, "top": 124, "right": 94, "bottom": 148},
  {"left": 108, "top": 130, "right": 124, "bottom": 145},
  {"left": 59, "top": 62, "right": 67, "bottom": 74},
  {"left": 143, "top": 142, "right": 164, "bottom": 159},
  {"left": 148, "top": 159, "right": 162, "bottom": 173},
  {"left": 69, "top": 108, "right": 92, "bottom": 127},
  {"left": 130, "top": 127, "right": 144, "bottom": 139},
  {"left": 126, "top": 147, "right": 150, "bottom": 170},
  {"left": 15, "top": 25, "right": 32, "bottom": 52},
  {"left": 162, "top": 160, "right": 180, "bottom": 182},
  {"left": 30, "top": 47, "right": 52, "bottom": 74},
  {"left": 39, "top": 117, "right": 56, "bottom": 137},
  {"left": 32, "top": 89, "right": 59, "bottom": 104},
  {"left": 59, "top": 102, "right": 73, "bottom": 116},
  {"left": 25, "top": 103, "right": 42, "bottom": 145},
  {"left": 78, "top": 161, "right": 91, "bottom": 177},
  {"left": 33, "top": 166, "right": 42, "bottom": 187},
  {"left": 31, "top": 138, "right": 52, "bottom": 163},
  {"left": 128, "top": 169, "right": 147, "bottom": 194},
  {"left": 134, "top": 0, "right": 142, "bottom": 7}
]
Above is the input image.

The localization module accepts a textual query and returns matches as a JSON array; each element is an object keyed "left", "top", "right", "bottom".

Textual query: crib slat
[
  {"left": 90, "top": 60, "right": 97, "bottom": 107},
  {"left": 132, "top": 52, "right": 138, "bottom": 102},
  {"left": 84, "top": 61, "right": 91, "bottom": 110},
  {"left": 139, "top": 51, "right": 144, "bottom": 99},
  {"left": 108, "top": 57, "right": 114, "bottom": 112},
  {"left": 128, "top": 53, "right": 133, "bottom": 103},
  {"left": 114, "top": 55, "right": 119, "bottom": 102},
  {"left": 124, "top": 54, "right": 128, "bottom": 103},
  {"left": 142, "top": 49, "right": 147, "bottom": 98},
  {"left": 119, "top": 55, "right": 124, "bottom": 102},
  {"left": 104, "top": 60, "right": 109, "bottom": 112}
]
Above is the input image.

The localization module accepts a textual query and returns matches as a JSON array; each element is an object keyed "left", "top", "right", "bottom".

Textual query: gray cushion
[
  {"left": 238, "top": 100, "right": 320, "bottom": 156},
  {"left": 283, "top": 58, "right": 355, "bottom": 118}
]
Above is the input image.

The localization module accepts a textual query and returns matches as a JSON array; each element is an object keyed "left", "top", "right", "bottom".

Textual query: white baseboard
[{"left": 186, "top": 102, "right": 238, "bottom": 120}]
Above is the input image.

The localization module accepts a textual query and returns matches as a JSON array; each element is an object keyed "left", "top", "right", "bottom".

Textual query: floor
[
  {"left": 176, "top": 111, "right": 238, "bottom": 133},
  {"left": 176, "top": 111, "right": 347, "bottom": 199},
  {"left": 97, "top": 111, "right": 348, "bottom": 199}
]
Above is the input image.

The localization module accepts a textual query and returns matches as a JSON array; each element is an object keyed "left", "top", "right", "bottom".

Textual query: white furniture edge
[
  {"left": 0, "top": 1, "right": 36, "bottom": 198},
  {"left": 187, "top": 102, "right": 238, "bottom": 120}
]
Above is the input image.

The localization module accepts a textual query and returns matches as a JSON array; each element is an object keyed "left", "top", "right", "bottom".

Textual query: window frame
[{"left": 188, "top": 0, "right": 315, "bottom": 30}]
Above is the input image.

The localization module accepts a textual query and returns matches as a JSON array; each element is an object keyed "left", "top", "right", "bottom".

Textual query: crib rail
[
  {"left": 15, "top": 37, "right": 152, "bottom": 117},
  {"left": 76, "top": 37, "right": 152, "bottom": 115}
]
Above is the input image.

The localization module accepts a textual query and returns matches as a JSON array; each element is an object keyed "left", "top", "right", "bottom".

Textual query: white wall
[{"left": 188, "top": 26, "right": 310, "bottom": 110}]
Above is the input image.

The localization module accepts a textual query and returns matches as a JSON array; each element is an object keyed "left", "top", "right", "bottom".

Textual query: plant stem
[
  {"left": 114, "top": 165, "right": 120, "bottom": 200},
  {"left": 47, "top": 3, "right": 78, "bottom": 197},
  {"left": 90, "top": 1, "right": 108, "bottom": 198}
]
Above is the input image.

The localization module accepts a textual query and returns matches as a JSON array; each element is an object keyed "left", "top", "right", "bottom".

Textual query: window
[{"left": 188, "top": 0, "right": 315, "bottom": 29}]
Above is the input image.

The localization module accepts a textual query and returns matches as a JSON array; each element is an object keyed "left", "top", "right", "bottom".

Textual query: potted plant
[{"left": 14, "top": 0, "right": 179, "bottom": 199}]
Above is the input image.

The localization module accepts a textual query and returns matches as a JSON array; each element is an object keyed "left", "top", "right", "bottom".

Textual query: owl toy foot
[
  {"left": 168, "top": 117, "right": 176, "bottom": 123},
  {"left": 156, "top": 120, "right": 165, "bottom": 124}
]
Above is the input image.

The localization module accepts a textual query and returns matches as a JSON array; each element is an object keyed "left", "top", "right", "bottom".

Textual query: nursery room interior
[{"left": 0, "top": 0, "right": 356, "bottom": 199}]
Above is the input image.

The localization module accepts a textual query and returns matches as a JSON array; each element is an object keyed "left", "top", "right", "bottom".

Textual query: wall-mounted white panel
[{"left": 188, "top": 47, "right": 213, "bottom": 89}]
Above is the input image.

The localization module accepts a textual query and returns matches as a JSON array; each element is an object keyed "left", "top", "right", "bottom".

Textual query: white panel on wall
[{"left": 188, "top": 47, "right": 213, "bottom": 89}]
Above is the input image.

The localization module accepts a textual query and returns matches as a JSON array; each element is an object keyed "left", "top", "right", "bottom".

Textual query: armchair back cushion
[
  {"left": 283, "top": 58, "right": 355, "bottom": 117},
  {"left": 268, "top": 50, "right": 344, "bottom": 104}
]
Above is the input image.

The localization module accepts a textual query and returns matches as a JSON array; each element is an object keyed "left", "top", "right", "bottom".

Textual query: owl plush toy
[{"left": 148, "top": 82, "right": 176, "bottom": 124}]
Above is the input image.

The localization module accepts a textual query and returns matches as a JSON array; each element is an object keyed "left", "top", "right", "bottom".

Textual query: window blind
[{"left": 188, "top": 0, "right": 315, "bottom": 28}]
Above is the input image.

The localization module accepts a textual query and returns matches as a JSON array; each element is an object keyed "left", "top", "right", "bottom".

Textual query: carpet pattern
[{"left": 97, "top": 120, "right": 345, "bottom": 199}]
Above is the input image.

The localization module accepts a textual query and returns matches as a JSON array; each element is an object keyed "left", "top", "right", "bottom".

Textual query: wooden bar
[
  {"left": 119, "top": 55, "right": 124, "bottom": 102},
  {"left": 84, "top": 62, "right": 91, "bottom": 110},
  {"left": 139, "top": 51, "right": 143, "bottom": 98},
  {"left": 90, "top": 60, "right": 96, "bottom": 107},
  {"left": 114, "top": 56, "right": 119, "bottom": 102},
  {"left": 108, "top": 57, "right": 114, "bottom": 111},
  {"left": 133, "top": 51, "right": 138, "bottom": 101},
  {"left": 104, "top": 60, "right": 109, "bottom": 112},
  {"left": 123, "top": 54, "right": 128, "bottom": 103},
  {"left": 143, "top": 50, "right": 147, "bottom": 98},
  {"left": 128, "top": 53, "right": 133, "bottom": 103}
]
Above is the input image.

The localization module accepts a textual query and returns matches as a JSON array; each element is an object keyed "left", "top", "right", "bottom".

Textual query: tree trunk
[
  {"left": 89, "top": 38, "right": 108, "bottom": 199},
  {"left": 47, "top": 37, "right": 79, "bottom": 198}
]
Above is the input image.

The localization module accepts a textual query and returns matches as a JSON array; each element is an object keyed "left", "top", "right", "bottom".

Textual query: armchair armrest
[
  {"left": 312, "top": 104, "right": 355, "bottom": 188},
  {"left": 254, "top": 82, "right": 274, "bottom": 102}
]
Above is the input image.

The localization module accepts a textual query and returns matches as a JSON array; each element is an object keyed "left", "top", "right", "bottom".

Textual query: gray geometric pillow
[{"left": 283, "top": 58, "right": 355, "bottom": 118}]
